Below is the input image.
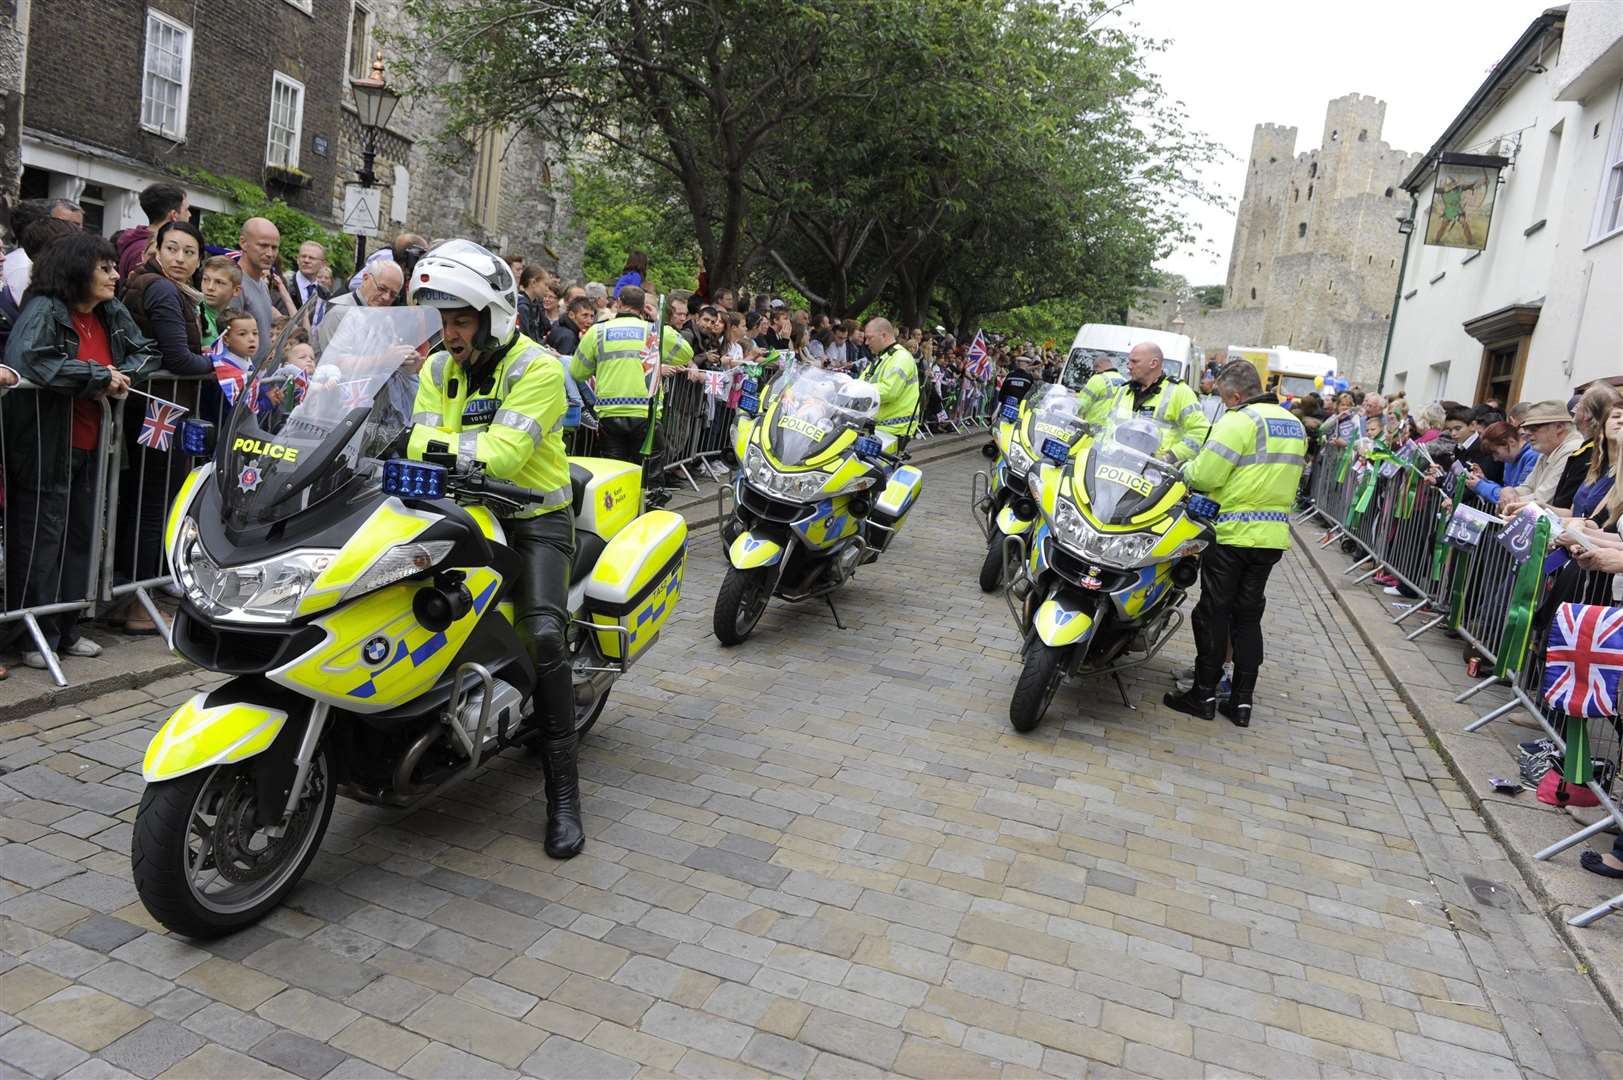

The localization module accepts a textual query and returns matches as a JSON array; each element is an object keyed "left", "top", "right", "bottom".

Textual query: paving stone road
[{"left": 2, "top": 450, "right": 1621, "bottom": 1079}]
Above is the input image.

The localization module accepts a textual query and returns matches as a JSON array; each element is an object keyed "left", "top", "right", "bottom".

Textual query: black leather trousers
[{"left": 1190, "top": 542, "right": 1283, "bottom": 683}]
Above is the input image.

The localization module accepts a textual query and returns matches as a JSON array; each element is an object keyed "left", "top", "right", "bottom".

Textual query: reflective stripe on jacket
[
  {"left": 1183, "top": 396, "right": 1306, "bottom": 548},
  {"left": 1108, "top": 377, "right": 1211, "bottom": 462},
  {"left": 1078, "top": 370, "right": 1127, "bottom": 425},
  {"left": 873, "top": 344, "right": 920, "bottom": 436},
  {"left": 409, "top": 332, "right": 570, "bottom": 518},
  {"left": 568, "top": 315, "right": 693, "bottom": 419}
]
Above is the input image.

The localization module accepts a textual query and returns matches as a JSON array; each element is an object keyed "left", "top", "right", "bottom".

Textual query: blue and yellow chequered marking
[
  {"left": 876, "top": 465, "right": 923, "bottom": 518},
  {"left": 593, "top": 549, "right": 687, "bottom": 661},
  {"left": 143, "top": 695, "right": 287, "bottom": 782},
  {"left": 270, "top": 567, "right": 501, "bottom": 712},
  {"left": 728, "top": 531, "right": 783, "bottom": 569},
  {"left": 793, "top": 498, "right": 858, "bottom": 551},
  {"left": 1035, "top": 595, "right": 1096, "bottom": 647},
  {"left": 1113, "top": 563, "right": 1171, "bottom": 620}
]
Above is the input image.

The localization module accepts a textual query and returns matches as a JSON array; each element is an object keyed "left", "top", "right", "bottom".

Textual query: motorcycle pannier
[{"left": 583, "top": 510, "right": 688, "bottom": 663}]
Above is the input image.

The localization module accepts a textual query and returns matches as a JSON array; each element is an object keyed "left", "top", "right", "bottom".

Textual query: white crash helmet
[
  {"left": 408, "top": 239, "right": 518, "bottom": 350},
  {"left": 835, "top": 378, "right": 880, "bottom": 420}
]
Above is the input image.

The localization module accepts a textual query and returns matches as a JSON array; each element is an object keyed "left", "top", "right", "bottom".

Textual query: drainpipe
[{"left": 1377, "top": 190, "right": 1420, "bottom": 394}]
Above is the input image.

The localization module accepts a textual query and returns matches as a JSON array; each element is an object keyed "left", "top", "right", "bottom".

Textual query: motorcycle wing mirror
[{"left": 179, "top": 419, "right": 216, "bottom": 459}]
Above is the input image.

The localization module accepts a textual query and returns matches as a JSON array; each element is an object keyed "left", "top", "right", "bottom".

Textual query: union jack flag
[
  {"left": 965, "top": 330, "right": 992, "bottom": 379},
  {"left": 1543, "top": 603, "right": 1623, "bottom": 718},
  {"left": 138, "top": 398, "right": 186, "bottom": 452},
  {"left": 212, "top": 343, "right": 250, "bottom": 407}
]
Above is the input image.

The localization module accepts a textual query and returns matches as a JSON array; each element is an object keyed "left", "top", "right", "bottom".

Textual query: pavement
[{"left": 1, "top": 449, "right": 1621, "bottom": 1079}]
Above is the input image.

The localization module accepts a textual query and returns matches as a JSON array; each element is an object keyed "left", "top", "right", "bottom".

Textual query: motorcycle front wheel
[
  {"left": 1009, "top": 640, "right": 1066, "bottom": 733},
  {"left": 713, "top": 566, "right": 773, "bottom": 646},
  {"left": 132, "top": 742, "right": 336, "bottom": 938}
]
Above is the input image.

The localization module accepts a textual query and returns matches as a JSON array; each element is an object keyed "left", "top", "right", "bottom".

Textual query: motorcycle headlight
[
  {"left": 1051, "top": 499, "right": 1158, "bottom": 567},
  {"left": 744, "top": 444, "right": 830, "bottom": 500},
  {"left": 342, "top": 541, "right": 455, "bottom": 601},
  {"left": 1006, "top": 441, "right": 1035, "bottom": 478},
  {"left": 174, "top": 518, "right": 340, "bottom": 624}
]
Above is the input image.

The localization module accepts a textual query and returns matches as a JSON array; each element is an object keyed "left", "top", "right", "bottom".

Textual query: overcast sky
[{"left": 1119, "top": 0, "right": 1556, "bottom": 286}]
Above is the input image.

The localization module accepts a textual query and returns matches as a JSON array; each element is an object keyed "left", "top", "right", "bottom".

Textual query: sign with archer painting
[{"left": 1424, "top": 153, "right": 1508, "bottom": 251}]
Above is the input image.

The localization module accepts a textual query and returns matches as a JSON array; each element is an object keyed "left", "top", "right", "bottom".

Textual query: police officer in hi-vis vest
[{"left": 1163, "top": 359, "right": 1306, "bottom": 728}]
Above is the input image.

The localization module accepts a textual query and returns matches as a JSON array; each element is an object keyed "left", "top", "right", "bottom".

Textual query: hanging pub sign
[{"left": 1424, "top": 153, "right": 1508, "bottom": 251}]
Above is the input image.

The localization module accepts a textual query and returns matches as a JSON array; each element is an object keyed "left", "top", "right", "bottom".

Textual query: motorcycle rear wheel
[
  {"left": 714, "top": 566, "right": 772, "bottom": 645},
  {"left": 1010, "top": 641, "right": 1065, "bottom": 734},
  {"left": 132, "top": 743, "right": 336, "bottom": 938}
]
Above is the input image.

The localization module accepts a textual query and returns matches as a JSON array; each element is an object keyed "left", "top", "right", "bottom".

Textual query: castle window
[
  {"left": 1255, "top": 262, "right": 1261, "bottom": 271},
  {"left": 1309, "top": 163, "right": 1317, "bottom": 179},
  {"left": 1293, "top": 188, "right": 1299, "bottom": 202},
  {"left": 1250, "top": 288, "right": 1257, "bottom": 300},
  {"left": 1359, "top": 129, "right": 1368, "bottom": 142},
  {"left": 1307, "top": 184, "right": 1314, "bottom": 200},
  {"left": 1331, "top": 130, "right": 1339, "bottom": 141},
  {"left": 1297, "top": 222, "right": 1307, "bottom": 238},
  {"left": 1384, "top": 187, "right": 1394, "bottom": 197},
  {"left": 1390, "top": 258, "right": 1396, "bottom": 268},
  {"left": 1269, "top": 156, "right": 1277, "bottom": 164},
  {"left": 1367, "top": 255, "right": 1373, "bottom": 265}
]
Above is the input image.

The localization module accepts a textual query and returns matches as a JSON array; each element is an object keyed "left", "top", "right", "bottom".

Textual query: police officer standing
[
  {"left": 862, "top": 317, "right": 920, "bottom": 451},
  {"left": 570, "top": 284, "right": 694, "bottom": 501},
  {"left": 405, "top": 240, "right": 585, "bottom": 857},
  {"left": 1108, "top": 343, "right": 1210, "bottom": 462},
  {"left": 1163, "top": 360, "right": 1306, "bottom": 727},
  {"left": 1077, "top": 352, "right": 1128, "bottom": 426}
]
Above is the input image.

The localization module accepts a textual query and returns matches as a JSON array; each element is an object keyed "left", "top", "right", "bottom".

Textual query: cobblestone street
[{"left": 2, "top": 449, "right": 1621, "bottom": 1080}]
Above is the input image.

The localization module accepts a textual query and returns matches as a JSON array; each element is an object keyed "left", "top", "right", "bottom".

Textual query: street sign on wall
[{"left": 342, "top": 184, "right": 383, "bottom": 237}]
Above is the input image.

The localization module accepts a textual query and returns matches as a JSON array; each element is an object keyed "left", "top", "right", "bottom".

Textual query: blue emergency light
[
  {"left": 1187, "top": 494, "right": 1220, "bottom": 521},
  {"left": 382, "top": 459, "right": 447, "bottom": 499},
  {"left": 854, "top": 435, "right": 882, "bottom": 458},
  {"left": 739, "top": 393, "right": 760, "bottom": 417},
  {"left": 179, "top": 419, "right": 214, "bottom": 457},
  {"left": 1001, "top": 402, "right": 1019, "bottom": 422},
  {"left": 1040, "top": 437, "right": 1070, "bottom": 464}
]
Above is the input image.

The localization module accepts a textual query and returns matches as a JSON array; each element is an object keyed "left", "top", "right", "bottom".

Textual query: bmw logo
[{"left": 363, "top": 637, "right": 390, "bottom": 665}]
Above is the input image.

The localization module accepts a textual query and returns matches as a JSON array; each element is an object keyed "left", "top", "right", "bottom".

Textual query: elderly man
[
  {"left": 1358, "top": 392, "right": 1386, "bottom": 439},
  {"left": 236, "top": 217, "right": 283, "bottom": 361},
  {"left": 287, "top": 241, "right": 328, "bottom": 307},
  {"left": 1501, "top": 400, "right": 1586, "bottom": 511},
  {"left": 863, "top": 317, "right": 920, "bottom": 449},
  {"left": 347, "top": 232, "right": 426, "bottom": 293},
  {"left": 1106, "top": 342, "right": 1210, "bottom": 462},
  {"left": 329, "top": 260, "right": 403, "bottom": 310}
]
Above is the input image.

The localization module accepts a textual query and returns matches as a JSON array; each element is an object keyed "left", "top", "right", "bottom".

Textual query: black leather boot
[
  {"left": 1164, "top": 663, "right": 1220, "bottom": 721},
  {"left": 1220, "top": 670, "right": 1258, "bottom": 728},
  {"left": 535, "top": 667, "right": 584, "bottom": 859}
]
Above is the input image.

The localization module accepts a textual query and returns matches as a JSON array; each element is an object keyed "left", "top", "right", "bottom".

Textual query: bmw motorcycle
[
  {"left": 971, "top": 384, "right": 1088, "bottom": 592},
  {"left": 713, "top": 366, "right": 923, "bottom": 645},
  {"left": 133, "top": 306, "right": 687, "bottom": 936},
  {"left": 1003, "top": 416, "right": 1213, "bottom": 733}
]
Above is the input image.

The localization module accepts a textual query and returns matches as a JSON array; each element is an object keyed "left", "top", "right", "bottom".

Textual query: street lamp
[{"left": 349, "top": 51, "right": 401, "bottom": 264}]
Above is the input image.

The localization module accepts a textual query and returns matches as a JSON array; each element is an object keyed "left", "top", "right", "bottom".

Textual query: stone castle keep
[{"left": 1151, "top": 94, "right": 1424, "bottom": 385}]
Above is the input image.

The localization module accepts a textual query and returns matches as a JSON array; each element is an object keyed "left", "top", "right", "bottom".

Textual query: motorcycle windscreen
[
  {"left": 1021, "top": 384, "right": 1087, "bottom": 454},
  {"left": 1079, "top": 416, "right": 1181, "bottom": 524},
  {"left": 761, "top": 366, "right": 877, "bottom": 467},
  {"left": 218, "top": 304, "right": 442, "bottom": 528}
]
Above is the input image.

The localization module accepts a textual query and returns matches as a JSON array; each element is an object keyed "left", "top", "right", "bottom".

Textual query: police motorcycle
[
  {"left": 133, "top": 305, "right": 687, "bottom": 936},
  {"left": 714, "top": 365, "right": 922, "bottom": 645},
  {"left": 1002, "top": 415, "right": 1213, "bottom": 733},
  {"left": 970, "top": 384, "right": 1088, "bottom": 593}
]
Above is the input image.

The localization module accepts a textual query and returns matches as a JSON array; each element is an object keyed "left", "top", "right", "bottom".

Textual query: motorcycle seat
[
  {"left": 569, "top": 463, "right": 591, "bottom": 517},
  {"left": 571, "top": 529, "right": 608, "bottom": 585}
]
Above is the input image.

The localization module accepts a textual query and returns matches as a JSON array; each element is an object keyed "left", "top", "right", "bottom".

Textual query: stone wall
[{"left": 0, "top": 1, "right": 22, "bottom": 233}]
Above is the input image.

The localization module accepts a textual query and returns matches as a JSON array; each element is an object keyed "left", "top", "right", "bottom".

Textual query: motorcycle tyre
[
  {"left": 1010, "top": 641, "right": 1065, "bottom": 734},
  {"left": 714, "top": 566, "right": 773, "bottom": 646},
  {"left": 978, "top": 535, "right": 1005, "bottom": 593},
  {"left": 132, "top": 742, "right": 336, "bottom": 939}
]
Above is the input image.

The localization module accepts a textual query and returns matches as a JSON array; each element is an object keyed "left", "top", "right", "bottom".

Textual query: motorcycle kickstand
[
  {"left": 825, "top": 595, "right": 846, "bottom": 630},
  {"left": 1113, "top": 672, "right": 1135, "bottom": 710}
]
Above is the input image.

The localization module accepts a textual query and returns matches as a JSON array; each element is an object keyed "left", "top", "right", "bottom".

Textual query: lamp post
[{"left": 349, "top": 51, "right": 401, "bottom": 267}]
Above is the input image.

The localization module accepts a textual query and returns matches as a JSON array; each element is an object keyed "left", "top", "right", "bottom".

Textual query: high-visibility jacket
[
  {"left": 568, "top": 314, "right": 694, "bottom": 419},
  {"left": 409, "top": 332, "right": 570, "bottom": 519},
  {"left": 1182, "top": 394, "right": 1306, "bottom": 548},
  {"left": 872, "top": 344, "right": 920, "bottom": 436},
  {"left": 1078, "top": 370, "right": 1127, "bottom": 426},
  {"left": 1108, "top": 376, "right": 1210, "bottom": 462}
]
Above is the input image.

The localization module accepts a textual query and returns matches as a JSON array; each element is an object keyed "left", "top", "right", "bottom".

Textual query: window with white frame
[
  {"left": 266, "top": 73, "right": 305, "bottom": 169},
  {"left": 140, "top": 9, "right": 192, "bottom": 139},
  {"left": 1592, "top": 83, "right": 1623, "bottom": 243}
]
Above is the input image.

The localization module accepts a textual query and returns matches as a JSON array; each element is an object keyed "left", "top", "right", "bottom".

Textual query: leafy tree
[
  {"left": 569, "top": 163, "right": 698, "bottom": 293},
  {"left": 1193, "top": 284, "right": 1225, "bottom": 308}
]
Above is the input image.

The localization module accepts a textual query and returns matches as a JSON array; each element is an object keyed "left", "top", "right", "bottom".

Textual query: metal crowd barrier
[{"left": 1300, "top": 443, "right": 1623, "bottom": 928}]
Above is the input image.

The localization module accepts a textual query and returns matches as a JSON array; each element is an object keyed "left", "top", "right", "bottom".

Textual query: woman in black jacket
[
  {"left": 3, "top": 232, "right": 156, "bottom": 667},
  {"left": 116, "top": 220, "right": 213, "bottom": 632}
]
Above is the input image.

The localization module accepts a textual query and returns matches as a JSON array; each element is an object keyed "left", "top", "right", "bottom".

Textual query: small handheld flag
[
  {"left": 966, "top": 330, "right": 992, "bottom": 379},
  {"left": 137, "top": 397, "right": 187, "bottom": 452}
]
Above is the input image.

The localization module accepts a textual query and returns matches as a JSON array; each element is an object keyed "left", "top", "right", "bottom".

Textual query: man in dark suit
[{"left": 1447, "top": 403, "right": 1504, "bottom": 485}]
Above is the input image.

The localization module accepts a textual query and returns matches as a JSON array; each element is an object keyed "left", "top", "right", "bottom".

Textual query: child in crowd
[
  {"left": 285, "top": 340, "right": 316, "bottom": 376},
  {"left": 198, "top": 255, "right": 241, "bottom": 350},
  {"left": 213, "top": 311, "right": 258, "bottom": 406}
]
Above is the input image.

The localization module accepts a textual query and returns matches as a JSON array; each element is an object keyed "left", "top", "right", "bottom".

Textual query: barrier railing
[{"left": 1300, "top": 443, "right": 1623, "bottom": 928}]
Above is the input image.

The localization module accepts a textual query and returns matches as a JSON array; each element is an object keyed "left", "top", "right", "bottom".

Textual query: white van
[{"left": 1063, "top": 324, "right": 1196, "bottom": 389}]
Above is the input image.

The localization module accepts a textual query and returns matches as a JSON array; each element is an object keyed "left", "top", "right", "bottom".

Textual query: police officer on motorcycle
[
  {"left": 1163, "top": 360, "right": 1306, "bottom": 727},
  {"left": 1108, "top": 343, "right": 1210, "bottom": 462},
  {"left": 1076, "top": 352, "right": 1128, "bottom": 426},
  {"left": 404, "top": 240, "right": 585, "bottom": 858},
  {"left": 862, "top": 317, "right": 920, "bottom": 451}
]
